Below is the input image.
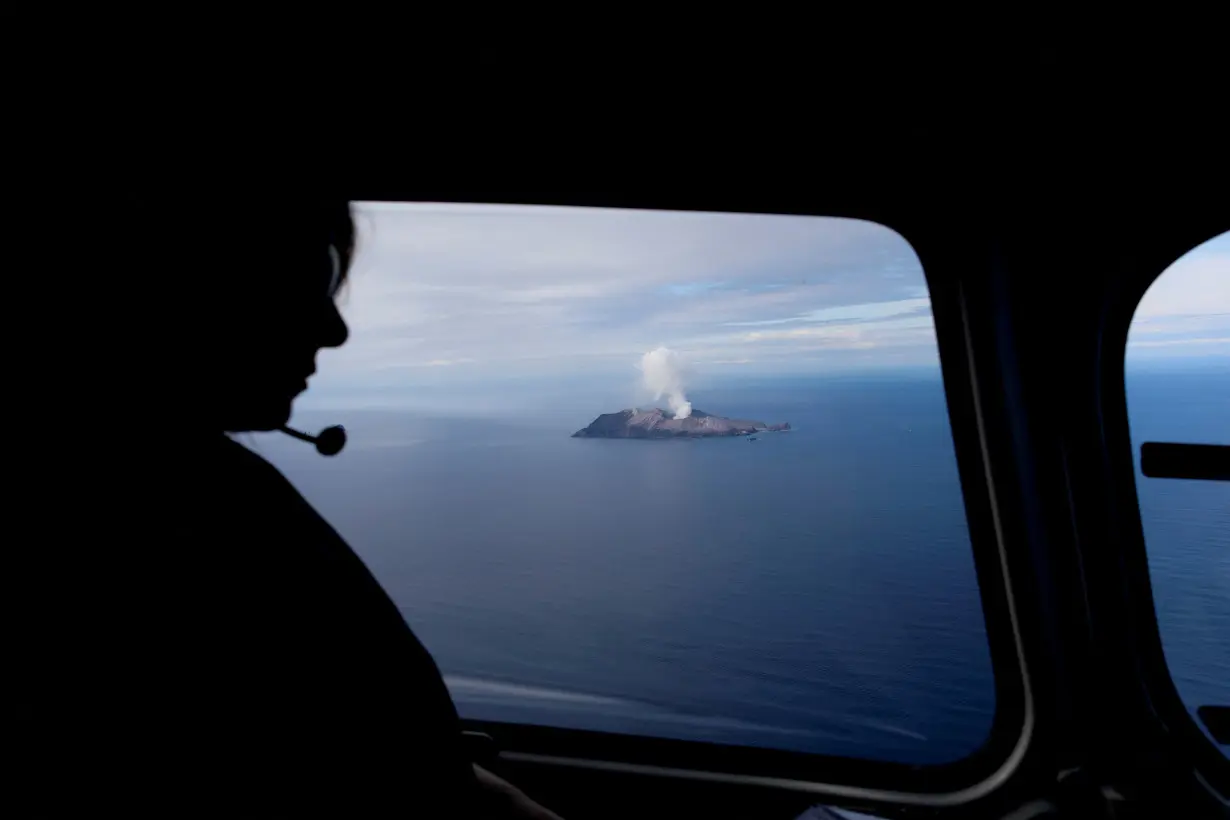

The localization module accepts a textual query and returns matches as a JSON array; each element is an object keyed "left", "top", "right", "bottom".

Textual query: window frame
[
  {"left": 342, "top": 202, "right": 1047, "bottom": 807},
  {"left": 1099, "top": 227, "right": 1230, "bottom": 794}
]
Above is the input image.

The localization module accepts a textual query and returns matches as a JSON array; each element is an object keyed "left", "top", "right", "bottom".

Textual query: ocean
[
  {"left": 254, "top": 366, "right": 1228, "bottom": 765},
  {"left": 1126, "top": 365, "right": 1229, "bottom": 740}
]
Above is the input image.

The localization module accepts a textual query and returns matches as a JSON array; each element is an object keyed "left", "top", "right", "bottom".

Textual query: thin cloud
[
  {"left": 421, "top": 358, "right": 476, "bottom": 367},
  {"left": 1129, "top": 337, "right": 1230, "bottom": 348},
  {"left": 727, "top": 298, "right": 932, "bottom": 328},
  {"left": 1127, "top": 232, "right": 1230, "bottom": 359},
  {"left": 313, "top": 202, "right": 944, "bottom": 396}
]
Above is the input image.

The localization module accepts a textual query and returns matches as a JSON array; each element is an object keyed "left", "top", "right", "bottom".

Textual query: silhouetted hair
[{"left": 318, "top": 199, "right": 356, "bottom": 295}]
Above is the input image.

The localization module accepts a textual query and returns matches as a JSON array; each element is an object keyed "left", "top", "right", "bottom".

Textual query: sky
[
  {"left": 1128, "top": 231, "right": 1230, "bottom": 360},
  {"left": 305, "top": 202, "right": 933, "bottom": 411},
  {"left": 299, "top": 203, "right": 1227, "bottom": 412}
]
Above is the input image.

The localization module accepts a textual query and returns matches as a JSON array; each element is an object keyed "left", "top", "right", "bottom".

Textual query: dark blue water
[
  {"left": 255, "top": 367, "right": 1227, "bottom": 765},
  {"left": 1126, "top": 365, "right": 1230, "bottom": 742}
]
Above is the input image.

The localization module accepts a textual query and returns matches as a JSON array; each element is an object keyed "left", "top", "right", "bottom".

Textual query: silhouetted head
[{"left": 166, "top": 199, "right": 355, "bottom": 434}]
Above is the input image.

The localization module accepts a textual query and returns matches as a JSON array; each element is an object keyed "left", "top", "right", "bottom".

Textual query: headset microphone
[{"left": 279, "top": 424, "right": 347, "bottom": 456}]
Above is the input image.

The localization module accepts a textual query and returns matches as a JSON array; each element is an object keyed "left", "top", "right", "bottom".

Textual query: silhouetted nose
[{"left": 322, "top": 300, "right": 349, "bottom": 349}]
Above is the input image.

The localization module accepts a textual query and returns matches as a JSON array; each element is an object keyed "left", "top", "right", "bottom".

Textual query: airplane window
[
  {"left": 255, "top": 203, "right": 996, "bottom": 765},
  {"left": 1125, "top": 231, "right": 1229, "bottom": 754}
]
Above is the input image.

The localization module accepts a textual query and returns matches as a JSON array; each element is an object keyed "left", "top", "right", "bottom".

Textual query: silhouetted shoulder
[{"left": 65, "top": 435, "right": 479, "bottom": 811}]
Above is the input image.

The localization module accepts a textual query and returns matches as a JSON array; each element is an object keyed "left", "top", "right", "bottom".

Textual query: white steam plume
[{"left": 640, "top": 347, "right": 692, "bottom": 419}]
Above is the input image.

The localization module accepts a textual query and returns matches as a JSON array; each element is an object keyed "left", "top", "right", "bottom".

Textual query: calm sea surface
[{"left": 257, "top": 367, "right": 1227, "bottom": 763}]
